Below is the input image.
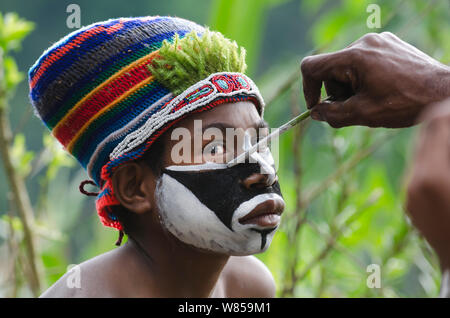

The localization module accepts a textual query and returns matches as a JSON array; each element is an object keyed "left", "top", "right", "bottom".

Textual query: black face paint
[
  {"left": 162, "top": 163, "right": 283, "bottom": 231},
  {"left": 251, "top": 228, "right": 277, "bottom": 250}
]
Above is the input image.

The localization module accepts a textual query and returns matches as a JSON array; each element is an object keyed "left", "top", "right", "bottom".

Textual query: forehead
[
  {"left": 157, "top": 101, "right": 266, "bottom": 166},
  {"left": 170, "top": 101, "right": 263, "bottom": 133}
]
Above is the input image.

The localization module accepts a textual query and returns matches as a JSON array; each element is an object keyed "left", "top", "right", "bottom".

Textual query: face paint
[
  {"left": 155, "top": 161, "right": 284, "bottom": 255},
  {"left": 243, "top": 131, "right": 276, "bottom": 184},
  {"left": 155, "top": 127, "right": 284, "bottom": 255}
]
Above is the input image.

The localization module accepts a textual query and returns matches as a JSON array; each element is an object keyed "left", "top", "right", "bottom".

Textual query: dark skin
[
  {"left": 406, "top": 98, "right": 450, "bottom": 297},
  {"left": 40, "top": 101, "right": 278, "bottom": 298},
  {"left": 301, "top": 32, "right": 450, "bottom": 128},
  {"left": 301, "top": 32, "right": 450, "bottom": 295}
]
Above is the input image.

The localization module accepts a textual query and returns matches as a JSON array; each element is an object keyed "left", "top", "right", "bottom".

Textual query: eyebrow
[{"left": 201, "top": 119, "right": 269, "bottom": 133}]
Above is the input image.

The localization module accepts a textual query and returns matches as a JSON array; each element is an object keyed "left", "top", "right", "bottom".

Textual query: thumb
[{"left": 311, "top": 96, "right": 364, "bottom": 128}]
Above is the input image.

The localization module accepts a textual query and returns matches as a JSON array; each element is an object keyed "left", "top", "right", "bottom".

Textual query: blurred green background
[{"left": 0, "top": 0, "right": 449, "bottom": 297}]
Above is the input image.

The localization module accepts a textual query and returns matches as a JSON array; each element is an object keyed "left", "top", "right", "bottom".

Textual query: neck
[{"left": 122, "top": 217, "right": 229, "bottom": 297}]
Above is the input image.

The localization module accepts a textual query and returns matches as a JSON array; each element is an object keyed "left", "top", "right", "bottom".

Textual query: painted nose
[{"left": 242, "top": 172, "right": 277, "bottom": 190}]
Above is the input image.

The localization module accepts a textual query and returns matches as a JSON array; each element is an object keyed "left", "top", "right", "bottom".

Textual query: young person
[{"left": 30, "top": 16, "right": 283, "bottom": 297}]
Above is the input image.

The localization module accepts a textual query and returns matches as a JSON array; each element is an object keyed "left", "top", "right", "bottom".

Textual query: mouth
[{"left": 238, "top": 198, "right": 285, "bottom": 227}]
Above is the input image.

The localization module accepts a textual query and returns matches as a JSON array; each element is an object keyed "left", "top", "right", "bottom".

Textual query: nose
[{"left": 241, "top": 172, "right": 277, "bottom": 190}]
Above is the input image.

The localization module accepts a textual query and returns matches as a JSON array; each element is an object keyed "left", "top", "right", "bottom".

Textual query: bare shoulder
[
  {"left": 40, "top": 248, "right": 122, "bottom": 298},
  {"left": 221, "top": 255, "right": 276, "bottom": 298}
]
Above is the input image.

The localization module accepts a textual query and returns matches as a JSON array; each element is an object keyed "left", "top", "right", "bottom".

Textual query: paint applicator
[{"left": 227, "top": 109, "right": 311, "bottom": 167}]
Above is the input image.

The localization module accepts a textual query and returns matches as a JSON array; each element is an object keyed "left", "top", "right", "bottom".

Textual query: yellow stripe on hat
[
  {"left": 54, "top": 50, "right": 160, "bottom": 134},
  {"left": 67, "top": 75, "right": 155, "bottom": 152}
]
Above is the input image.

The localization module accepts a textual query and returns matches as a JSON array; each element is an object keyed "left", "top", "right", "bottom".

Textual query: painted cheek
[
  {"left": 162, "top": 162, "right": 282, "bottom": 230},
  {"left": 155, "top": 173, "right": 273, "bottom": 255}
]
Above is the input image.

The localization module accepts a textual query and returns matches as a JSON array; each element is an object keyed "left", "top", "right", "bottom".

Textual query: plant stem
[
  {"left": 301, "top": 130, "right": 399, "bottom": 208},
  {"left": 6, "top": 192, "right": 19, "bottom": 297},
  {"left": 0, "top": 49, "right": 41, "bottom": 296},
  {"left": 295, "top": 190, "right": 381, "bottom": 285},
  {"left": 279, "top": 85, "right": 309, "bottom": 297}
]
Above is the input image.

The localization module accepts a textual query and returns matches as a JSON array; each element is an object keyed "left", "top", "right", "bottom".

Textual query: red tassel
[{"left": 115, "top": 230, "right": 124, "bottom": 246}]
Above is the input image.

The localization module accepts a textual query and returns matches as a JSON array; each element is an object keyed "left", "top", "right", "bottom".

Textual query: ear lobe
[{"left": 112, "top": 163, "right": 153, "bottom": 214}]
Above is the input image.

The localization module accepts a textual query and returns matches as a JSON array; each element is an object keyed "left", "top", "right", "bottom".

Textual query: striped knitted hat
[{"left": 29, "top": 16, "right": 265, "bottom": 232}]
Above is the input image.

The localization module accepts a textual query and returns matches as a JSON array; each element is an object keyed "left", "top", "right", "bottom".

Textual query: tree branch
[
  {"left": 0, "top": 49, "right": 41, "bottom": 296},
  {"left": 301, "top": 130, "right": 399, "bottom": 208},
  {"left": 295, "top": 189, "right": 382, "bottom": 286}
]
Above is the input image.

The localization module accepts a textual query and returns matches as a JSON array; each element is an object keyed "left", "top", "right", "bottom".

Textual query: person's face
[{"left": 154, "top": 101, "right": 285, "bottom": 255}]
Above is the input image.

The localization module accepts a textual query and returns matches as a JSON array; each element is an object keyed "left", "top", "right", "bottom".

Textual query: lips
[{"left": 238, "top": 198, "right": 285, "bottom": 227}]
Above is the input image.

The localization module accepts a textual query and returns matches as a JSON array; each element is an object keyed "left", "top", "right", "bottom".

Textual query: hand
[
  {"left": 406, "top": 98, "right": 450, "bottom": 271},
  {"left": 300, "top": 32, "right": 450, "bottom": 128}
]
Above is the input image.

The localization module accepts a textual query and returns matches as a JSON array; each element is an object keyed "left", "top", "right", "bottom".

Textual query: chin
[{"left": 186, "top": 225, "right": 279, "bottom": 256}]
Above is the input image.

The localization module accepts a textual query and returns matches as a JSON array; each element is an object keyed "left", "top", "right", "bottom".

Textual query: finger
[
  {"left": 310, "top": 96, "right": 363, "bottom": 128},
  {"left": 324, "top": 78, "right": 356, "bottom": 102},
  {"left": 300, "top": 49, "right": 354, "bottom": 109},
  {"left": 301, "top": 72, "right": 321, "bottom": 109}
]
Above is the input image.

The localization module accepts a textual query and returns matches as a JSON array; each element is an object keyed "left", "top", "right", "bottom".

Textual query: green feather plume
[{"left": 148, "top": 29, "right": 247, "bottom": 95}]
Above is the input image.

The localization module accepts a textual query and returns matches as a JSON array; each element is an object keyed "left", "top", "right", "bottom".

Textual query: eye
[
  {"left": 204, "top": 140, "right": 226, "bottom": 157},
  {"left": 211, "top": 144, "right": 225, "bottom": 155}
]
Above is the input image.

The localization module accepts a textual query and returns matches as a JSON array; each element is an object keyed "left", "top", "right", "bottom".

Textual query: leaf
[
  {"left": 41, "top": 133, "right": 75, "bottom": 180},
  {"left": 0, "top": 12, "right": 35, "bottom": 53},
  {"left": 10, "top": 133, "right": 35, "bottom": 178},
  {"left": 4, "top": 56, "right": 23, "bottom": 93}
]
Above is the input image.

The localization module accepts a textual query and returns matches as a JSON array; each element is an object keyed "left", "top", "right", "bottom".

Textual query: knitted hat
[{"left": 29, "top": 16, "right": 265, "bottom": 231}]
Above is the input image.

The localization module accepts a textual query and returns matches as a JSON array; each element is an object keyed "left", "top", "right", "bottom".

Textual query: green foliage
[
  {"left": 149, "top": 29, "right": 247, "bottom": 95},
  {"left": 3, "top": 56, "right": 23, "bottom": 94},
  {"left": 209, "top": 0, "right": 289, "bottom": 75},
  {"left": 0, "top": 12, "right": 34, "bottom": 54},
  {"left": 0, "top": 12, "right": 34, "bottom": 100},
  {"left": 10, "top": 133, "right": 34, "bottom": 178},
  {"left": 0, "top": 11, "right": 37, "bottom": 297},
  {"left": 41, "top": 134, "right": 75, "bottom": 180},
  {"left": 1, "top": 214, "right": 23, "bottom": 232},
  {"left": 1, "top": 0, "right": 449, "bottom": 297},
  {"left": 305, "top": 0, "right": 373, "bottom": 50},
  {"left": 256, "top": 0, "right": 448, "bottom": 297}
]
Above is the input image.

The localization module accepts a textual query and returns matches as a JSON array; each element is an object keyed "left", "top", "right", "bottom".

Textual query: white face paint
[
  {"left": 154, "top": 130, "right": 284, "bottom": 255},
  {"left": 244, "top": 131, "right": 276, "bottom": 184},
  {"left": 155, "top": 172, "right": 283, "bottom": 255}
]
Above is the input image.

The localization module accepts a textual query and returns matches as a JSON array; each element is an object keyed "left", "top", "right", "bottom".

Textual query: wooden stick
[{"left": 227, "top": 109, "right": 311, "bottom": 167}]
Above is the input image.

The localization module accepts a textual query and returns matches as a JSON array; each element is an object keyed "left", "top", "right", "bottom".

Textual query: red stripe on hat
[
  {"left": 53, "top": 59, "right": 154, "bottom": 147},
  {"left": 30, "top": 20, "right": 127, "bottom": 89}
]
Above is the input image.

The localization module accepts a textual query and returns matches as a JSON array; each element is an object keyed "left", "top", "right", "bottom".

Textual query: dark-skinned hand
[{"left": 300, "top": 32, "right": 450, "bottom": 128}]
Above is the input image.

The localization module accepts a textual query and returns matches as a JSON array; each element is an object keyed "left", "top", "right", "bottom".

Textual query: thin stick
[
  {"left": 227, "top": 110, "right": 311, "bottom": 167},
  {"left": 0, "top": 49, "right": 41, "bottom": 296}
]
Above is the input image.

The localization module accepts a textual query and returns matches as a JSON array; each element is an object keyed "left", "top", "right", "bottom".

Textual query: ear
[{"left": 112, "top": 162, "right": 154, "bottom": 214}]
